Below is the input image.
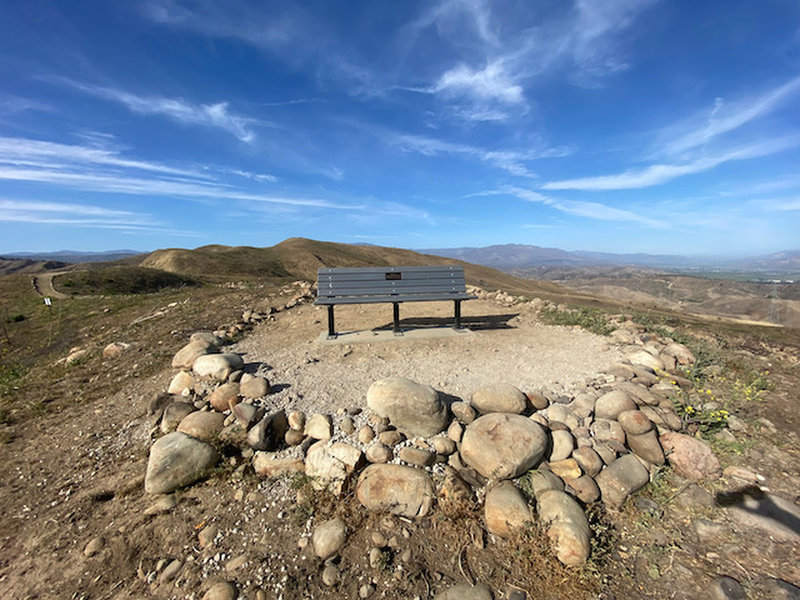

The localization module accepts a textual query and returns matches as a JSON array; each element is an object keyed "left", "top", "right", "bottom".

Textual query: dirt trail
[{"left": 31, "top": 272, "right": 70, "bottom": 299}]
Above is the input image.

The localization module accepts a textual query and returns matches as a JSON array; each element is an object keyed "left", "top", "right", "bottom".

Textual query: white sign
[{"left": 44, "top": 297, "right": 52, "bottom": 306}]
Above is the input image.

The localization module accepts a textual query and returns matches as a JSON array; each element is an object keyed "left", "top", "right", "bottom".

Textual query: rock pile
[{"left": 142, "top": 310, "right": 724, "bottom": 594}]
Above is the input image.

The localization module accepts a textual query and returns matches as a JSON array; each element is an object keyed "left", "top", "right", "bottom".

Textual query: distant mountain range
[
  {"left": 420, "top": 244, "right": 800, "bottom": 272},
  {"left": 0, "top": 249, "right": 143, "bottom": 263}
]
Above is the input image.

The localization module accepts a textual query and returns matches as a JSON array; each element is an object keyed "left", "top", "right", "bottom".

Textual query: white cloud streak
[
  {"left": 52, "top": 79, "right": 258, "bottom": 142},
  {"left": 391, "top": 132, "right": 569, "bottom": 177},
  {"left": 662, "top": 74, "right": 800, "bottom": 156},
  {"left": 543, "top": 136, "right": 800, "bottom": 191},
  {"left": 501, "top": 186, "right": 666, "bottom": 228}
]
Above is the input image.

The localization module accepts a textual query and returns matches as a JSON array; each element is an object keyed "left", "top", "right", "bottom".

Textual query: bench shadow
[
  {"left": 715, "top": 485, "right": 800, "bottom": 535},
  {"left": 373, "top": 313, "right": 519, "bottom": 332}
]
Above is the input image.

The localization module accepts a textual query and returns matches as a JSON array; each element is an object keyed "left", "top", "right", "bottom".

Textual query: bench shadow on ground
[
  {"left": 372, "top": 313, "right": 519, "bottom": 332},
  {"left": 715, "top": 485, "right": 800, "bottom": 535}
]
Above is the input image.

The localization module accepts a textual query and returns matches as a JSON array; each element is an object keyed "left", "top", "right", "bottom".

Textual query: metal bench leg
[
  {"left": 392, "top": 302, "right": 402, "bottom": 336},
  {"left": 454, "top": 300, "right": 462, "bottom": 330},
  {"left": 327, "top": 305, "right": 337, "bottom": 339}
]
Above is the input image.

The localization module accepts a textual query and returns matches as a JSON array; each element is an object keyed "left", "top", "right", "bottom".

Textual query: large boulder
[
  {"left": 193, "top": 354, "right": 244, "bottom": 382},
  {"left": 536, "top": 489, "right": 591, "bottom": 566},
  {"left": 660, "top": 432, "right": 721, "bottom": 481},
  {"left": 484, "top": 482, "right": 533, "bottom": 538},
  {"left": 172, "top": 340, "right": 217, "bottom": 369},
  {"left": 305, "top": 441, "right": 363, "bottom": 495},
  {"left": 145, "top": 432, "right": 219, "bottom": 494},
  {"left": 356, "top": 464, "right": 435, "bottom": 518},
  {"left": 471, "top": 383, "right": 527, "bottom": 415},
  {"left": 366, "top": 377, "right": 448, "bottom": 437},
  {"left": 177, "top": 411, "right": 225, "bottom": 442},
  {"left": 460, "top": 413, "right": 547, "bottom": 480}
]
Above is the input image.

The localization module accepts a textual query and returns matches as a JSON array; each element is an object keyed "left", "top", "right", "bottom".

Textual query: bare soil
[{"left": 0, "top": 287, "right": 798, "bottom": 600}]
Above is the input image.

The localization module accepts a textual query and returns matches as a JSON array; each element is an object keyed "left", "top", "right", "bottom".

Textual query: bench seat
[{"left": 314, "top": 266, "right": 475, "bottom": 338}]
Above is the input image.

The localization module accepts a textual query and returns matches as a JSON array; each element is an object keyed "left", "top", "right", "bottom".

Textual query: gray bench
[{"left": 315, "top": 266, "right": 476, "bottom": 338}]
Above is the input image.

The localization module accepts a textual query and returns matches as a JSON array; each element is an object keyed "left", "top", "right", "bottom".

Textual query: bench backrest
[{"left": 317, "top": 266, "right": 467, "bottom": 299}]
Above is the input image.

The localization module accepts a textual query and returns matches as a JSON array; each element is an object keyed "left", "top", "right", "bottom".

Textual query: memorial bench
[{"left": 315, "top": 266, "right": 476, "bottom": 339}]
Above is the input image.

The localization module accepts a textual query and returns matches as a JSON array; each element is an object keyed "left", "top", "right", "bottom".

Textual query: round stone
[
  {"left": 471, "top": 383, "right": 527, "bottom": 415},
  {"left": 357, "top": 464, "right": 435, "bottom": 518},
  {"left": 367, "top": 377, "right": 448, "bottom": 437},
  {"left": 460, "top": 413, "right": 547, "bottom": 480}
]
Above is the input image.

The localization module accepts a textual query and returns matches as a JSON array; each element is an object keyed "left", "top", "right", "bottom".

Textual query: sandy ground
[{"left": 234, "top": 299, "right": 625, "bottom": 415}]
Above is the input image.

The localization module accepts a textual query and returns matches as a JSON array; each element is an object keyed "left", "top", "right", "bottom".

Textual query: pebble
[
  {"left": 358, "top": 425, "right": 376, "bottom": 444},
  {"left": 83, "top": 536, "right": 105, "bottom": 557},
  {"left": 202, "top": 581, "right": 237, "bottom": 600},
  {"left": 198, "top": 523, "right": 219, "bottom": 548},
  {"left": 225, "top": 555, "right": 247, "bottom": 571},
  {"left": 359, "top": 583, "right": 376, "bottom": 598},
  {"left": 158, "top": 559, "right": 182, "bottom": 584},
  {"left": 321, "top": 563, "right": 340, "bottom": 586}
]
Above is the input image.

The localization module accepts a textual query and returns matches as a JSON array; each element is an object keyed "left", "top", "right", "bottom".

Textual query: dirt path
[{"left": 31, "top": 272, "right": 70, "bottom": 299}]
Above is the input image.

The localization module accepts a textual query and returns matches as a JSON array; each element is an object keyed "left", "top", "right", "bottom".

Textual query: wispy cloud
[
  {"left": 0, "top": 136, "right": 358, "bottom": 211},
  {"left": 542, "top": 136, "right": 800, "bottom": 191},
  {"left": 230, "top": 169, "right": 278, "bottom": 183},
  {"left": 0, "top": 94, "right": 54, "bottom": 116},
  {"left": 391, "top": 132, "right": 569, "bottom": 177},
  {"left": 0, "top": 198, "right": 200, "bottom": 235},
  {"left": 499, "top": 186, "right": 666, "bottom": 228},
  {"left": 51, "top": 78, "right": 258, "bottom": 142},
  {"left": 661, "top": 74, "right": 800, "bottom": 156}
]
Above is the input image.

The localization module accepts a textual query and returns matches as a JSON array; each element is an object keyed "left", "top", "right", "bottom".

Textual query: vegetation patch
[
  {"left": 55, "top": 266, "right": 200, "bottom": 295},
  {"left": 539, "top": 306, "right": 614, "bottom": 335}
]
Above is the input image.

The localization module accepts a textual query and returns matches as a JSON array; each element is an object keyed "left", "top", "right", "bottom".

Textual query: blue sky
[{"left": 1, "top": 0, "right": 799, "bottom": 256}]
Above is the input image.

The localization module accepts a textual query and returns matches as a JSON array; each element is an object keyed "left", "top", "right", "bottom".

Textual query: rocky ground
[{"left": 0, "top": 283, "right": 798, "bottom": 600}]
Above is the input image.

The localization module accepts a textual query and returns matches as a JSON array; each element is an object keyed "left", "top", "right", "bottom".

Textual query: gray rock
[
  {"left": 84, "top": 536, "right": 104, "bottom": 557},
  {"left": 202, "top": 581, "right": 238, "bottom": 600},
  {"left": 524, "top": 470, "right": 564, "bottom": 496},
  {"left": 471, "top": 383, "right": 527, "bottom": 415},
  {"left": 193, "top": 353, "right": 244, "bottom": 381},
  {"left": 172, "top": 339, "right": 217, "bottom": 369},
  {"left": 548, "top": 430, "right": 575, "bottom": 462},
  {"left": 168, "top": 371, "right": 195, "bottom": 395},
  {"left": 305, "top": 441, "right": 363, "bottom": 495},
  {"left": 145, "top": 432, "right": 219, "bottom": 494},
  {"left": 536, "top": 489, "right": 591, "bottom": 566},
  {"left": 160, "top": 402, "right": 196, "bottom": 434},
  {"left": 190, "top": 331, "right": 223, "bottom": 347},
  {"left": 571, "top": 447, "right": 603, "bottom": 477},
  {"left": 177, "top": 411, "right": 225, "bottom": 442},
  {"left": 460, "top": 413, "right": 547, "bottom": 480},
  {"left": 367, "top": 377, "right": 448, "bottom": 437},
  {"left": 447, "top": 420, "right": 463, "bottom": 443},
  {"left": 591, "top": 419, "right": 626, "bottom": 445},
  {"left": 358, "top": 425, "right": 375, "bottom": 444},
  {"left": 366, "top": 442, "right": 392, "bottom": 463},
  {"left": 288, "top": 410, "right": 305, "bottom": 431},
  {"left": 432, "top": 436, "right": 456, "bottom": 455},
  {"left": 618, "top": 409, "right": 653, "bottom": 435},
  {"left": 627, "top": 430, "right": 665, "bottom": 465},
  {"left": 660, "top": 432, "right": 721, "bottom": 481},
  {"left": 595, "top": 454, "right": 649, "bottom": 509},
  {"left": 765, "top": 578, "right": 800, "bottom": 600},
  {"left": 378, "top": 429, "right": 404, "bottom": 447},
  {"left": 708, "top": 576, "right": 746, "bottom": 600},
  {"left": 305, "top": 413, "right": 332, "bottom": 440},
  {"left": 357, "top": 464, "right": 435, "bottom": 518},
  {"left": 594, "top": 390, "right": 637, "bottom": 420},
  {"left": 232, "top": 402, "right": 262, "bottom": 429},
  {"left": 252, "top": 452, "right": 304, "bottom": 477},
  {"left": 239, "top": 376, "right": 270, "bottom": 399},
  {"left": 313, "top": 518, "right": 347, "bottom": 560},
  {"left": 484, "top": 481, "right": 533, "bottom": 538},
  {"left": 321, "top": 563, "right": 339, "bottom": 587},
  {"left": 566, "top": 474, "right": 600, "bottom": 503},
  {"left": 398, "top": 446, "right": 435, "bottom": 466},
  {"left": 628, "top": 350, "right": 664, "bottom": 371},
  {"left": 208, "top": 382, "right": 241, "bottom": 412},
  {"left": 340, "top": 416, "right": 356, "bottom": 435},
  {"left": 434, "top": 583, "right": 493, "bottom": 600}
]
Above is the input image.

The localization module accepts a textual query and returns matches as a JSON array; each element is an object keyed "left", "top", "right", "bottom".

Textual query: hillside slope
[{"left": 137, "top": 238, "right": 575, "bottom": 300}]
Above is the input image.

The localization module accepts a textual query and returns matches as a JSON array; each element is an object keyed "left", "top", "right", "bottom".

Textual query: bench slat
[
  {"left": 316, "top": 293, "right": 474, "bottom": 305},
  {"left": 319, "top": 281, "right": 464, "bottom": 292},
  {"left": 318, "top": 266, "right": 462, "bottom": 274}
]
